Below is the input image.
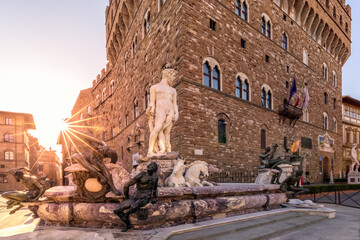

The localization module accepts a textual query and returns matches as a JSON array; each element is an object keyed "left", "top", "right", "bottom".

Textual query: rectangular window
[
  {"left": 0, "top": 174, "right": 7, "bottom": 183},
  {"left": 265, "top": 55, "right": 270, "bottom": 63},
  {"left": 346, "top": 132, "right": 350, "bottom": 143},
  {"left": 261, "top": 130, "right": 266, "bottom": 149},
  {"left": 0, "top": 165, "right": 4, "bottom": 168},
  {"left": 351, "top": 112, "right": 356, "bottom": 118},
  {"left": 241, "top": 39, "right": 246, "bottom": 48},
  {"left": 283, "top": 14, "right": 287, "bottom": 21},
  {"left": 286, "top": 81, "right": 289, "bottom": 88},
  {"left": 5, "top": 118, "right": 11, "bottom": 125},
  {"left": 210, "top": 19, "right": 216, "bottom": 31},
  {"left": 301, "top": 137, "right": 312, "bottom": 149}
]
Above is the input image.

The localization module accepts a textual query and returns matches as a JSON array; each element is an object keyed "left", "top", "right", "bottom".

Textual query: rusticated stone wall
[{"left": 69, "top": 0, "right": 351, "bottom": 184}]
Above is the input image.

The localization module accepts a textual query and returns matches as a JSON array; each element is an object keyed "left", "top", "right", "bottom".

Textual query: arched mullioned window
[
  {"left": 282, "top": 33, "right": 288, "bottom": 50},
  {"left": 323, "top": 63, "right": 328, "bottom": 81},
  {"left": 323, "top": 112, "right": 328, "bottom": 130},
  {"left": 218, "top": 119, "right": 227, "bottom": 143},
  {"left": 235, "top": 73, "right": 250, "bottom": 101},
  {"left": 241, "top": 1, "right": 248, "bottom": 21},
  {"left": 4, "top": 151, "right": 14, "bottom": 160},
  {"left": 261, "top": 14, "right": 271, "bottom": 39},
  {"left": 202, "top": 58, "right": 221, "bottom": 91},
  {"left": 261, "top": 84, "right": 272, "bottom": 109}
]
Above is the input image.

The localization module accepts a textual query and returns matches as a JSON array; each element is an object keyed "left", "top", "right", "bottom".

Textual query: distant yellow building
[
  {"left": 0, "top": 111, "right": 35, "bottom": 192},
  {"left": 342, "top": 96, "right": 360, "bottom": 177}
]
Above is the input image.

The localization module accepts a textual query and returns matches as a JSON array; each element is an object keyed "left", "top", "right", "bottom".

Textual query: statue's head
[
  {"left": 162, "top": 64, "right": 177, "bottom": 85},
  {"left": 13, "top": 171, "right": 24, "bottom": 182},
  {"left": 147, "top": 162, "right": 158, "bottom": 174},
  {"left": 272, "top": 144, "right": 278, "bottom": 150}
]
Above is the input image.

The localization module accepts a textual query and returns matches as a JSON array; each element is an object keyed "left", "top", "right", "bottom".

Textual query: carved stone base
[
  {"left": 132, "top": 152, "right": 181, "bottom": 186},
  {"left": 278, "top": 164, "right": 294, "bottom": 183},
  {"left": 255, "top": 169, "right": 279, "bottom": 184},
  {"left": 347, "top": 171, "right": 360, "bottom": 184},
  {"left": 33, "top": 184, "right": 287, "bottom": 229}
]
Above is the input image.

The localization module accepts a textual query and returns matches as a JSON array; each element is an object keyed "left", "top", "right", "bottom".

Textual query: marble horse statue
[
  {"left": 185, "top": 161, "right": 214, "bottom": 187},
  {"left": 164, "top": 158, "right": 189, "bottom": 187},
  {"left": 350, "top": 144, "right": 360, "bottom": 172}
]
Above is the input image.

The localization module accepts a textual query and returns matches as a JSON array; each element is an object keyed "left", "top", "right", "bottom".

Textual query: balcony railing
[{"left": 278, "top": 104, "right": 303, "bottom": 126}]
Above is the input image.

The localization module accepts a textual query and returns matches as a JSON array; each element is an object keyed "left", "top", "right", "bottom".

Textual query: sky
[{"left": 0, "top": 0, "right": 359, "bottom": 157}]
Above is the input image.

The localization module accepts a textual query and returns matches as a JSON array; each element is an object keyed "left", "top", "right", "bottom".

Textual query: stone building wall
[
  {"left": 0, "top": 112, "right": 36, "bottom": 191},
  {"left": 68, "top": 0, "right": 351, "bottom": 183}
]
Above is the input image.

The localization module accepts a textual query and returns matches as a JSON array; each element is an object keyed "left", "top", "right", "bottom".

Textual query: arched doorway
[{"left": 323, "top": 157, "right": 330, "bottom": 183}]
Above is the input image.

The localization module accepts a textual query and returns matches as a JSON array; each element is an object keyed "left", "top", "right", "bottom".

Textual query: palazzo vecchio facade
[{"left": 68, "top": 0, "right": 352, "bottom": 184}]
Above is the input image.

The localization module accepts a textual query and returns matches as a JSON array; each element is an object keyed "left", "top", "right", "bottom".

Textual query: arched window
[
  {"left": 323, "top": 112, "right": 328, "bottom": 130},
  {"left": 243, "top": 80, "right": 249, "bottom": 101},
  {"left": 333, "top": 6, "right": 336, "bottom": 18},
  {"left": 323, "top": 64, "right": 328, "bottom": 81},
  {"left": 218, "top": 119, "right": 226, "bottom": 143},
  {"left": 266, "top": 91, "right": 272, "bottom": 109},
  {"left": 4, "top": 133, "right": 13, "bottom": 142},
  {"left": 324, "top": 92, "right": 328, "bottom": 104},
  {"left": 333, "top": 98, "right": 336, "bottom": 109},
  {"left": 340, "top": 15, "right": 343, "bottom": 25},
  {"left": 303, "top": 49, "right": 308, "bottom": 65},
  {"left": 260, "top": 129, "right": 266, "bottom": 149},
  {"left": 134, "top": 99, "right": 139, "bottom": 119},
  {"left": 145, "top": 88, "right": 150, "bottom": 109},
  {"left": 261, "top": 14, "right": 271, "bottom": 38},
  {"left": 118, "top": 117, "right": 122, "bottom": 130},
  {"left": 261, "top": 85, "right": 272, "bottom": 109},
  {"left": 345, "top": 22, "right": 348, "bottom": 33},
  {"left": 261, "top": 88, "right": 266, "bottom": 107},
  {"left": 236, "top": 77, "right": 241, "bottom": 98},
  {"left": 144, "top": 10, "right": 151, "bottom": 36},
  {"left": 241, "top": 1, "right": 248, "bottom": 21},
  {"left": 203, "top": 62, "right": 211, "bottom": 87},
  {"left": 326, "top": 0, "right": 329, "bottom": 8},
  {"left": 87, "top": 106, "right": 91, "bottom": 115},
  {"left": 332, "top": 71, "right": 337, "bottom": 87},
  {"left": 110, "top": 80, "right": 115, "bottom": 94},
  {"left": 261, "top": 17, "right": 266, "bottom": 35},
  {"left": 282, "top": 33, "right": 288, "bottom": 50},
  {"left": 102, "top": 88, "right": 107, "bottom": 102},
  {"left": 96, "top": 95, "right": 100, "bottom": 106},
  {"left": 235, "top": 0, "right": 241, "bottom": 16},
  {"left": 212, "top": 66, "right": 220, "bottom": 90},
  {"left": 4, "top": 151, "right": 14, "bottom": 160},
  {"left": 112, "top": 125, "right": 116, "bottom": 137},
  {"left": 333, "top": 118, "right": 337, "bottom": 133},
  {"left": 125, "top": 113, "right": 129, "bottom": 126},
  {"left": 132, "top": 35, "right": 137, "bottom": 56},
  {"left": 203, "top": 59, "right": 221, "bottom": 90}
]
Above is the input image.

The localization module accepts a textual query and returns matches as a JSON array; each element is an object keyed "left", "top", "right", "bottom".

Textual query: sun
[{"left": 58, "top": 119, "right": 69, "bottom": 132}]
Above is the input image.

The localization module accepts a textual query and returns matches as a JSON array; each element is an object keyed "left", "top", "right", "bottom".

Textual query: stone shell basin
[{"left": 34, "top": 184, "right": 286, "bottom": 229}]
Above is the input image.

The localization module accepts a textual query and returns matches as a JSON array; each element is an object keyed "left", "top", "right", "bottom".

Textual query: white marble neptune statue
[{"left": 146, "top": 66, "right": 178, "bottom": 157}]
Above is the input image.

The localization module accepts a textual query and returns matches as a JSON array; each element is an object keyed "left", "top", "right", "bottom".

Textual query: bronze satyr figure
[
  {"left": 2, "top": 169, "right": 45, "bottom": 214},
  {"left": 113, "top": 162, "right": 159, "bottom": 232},
  {"left": 259, "top": 144, "right": 285, "bottom": 184},
  {"left": 280, "top": 170, "right": 309, "bottom": 199}
]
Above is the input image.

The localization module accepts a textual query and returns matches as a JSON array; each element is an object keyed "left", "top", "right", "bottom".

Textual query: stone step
[{"left": 167, "top": 212, "right": 326, "bottom": 240}]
